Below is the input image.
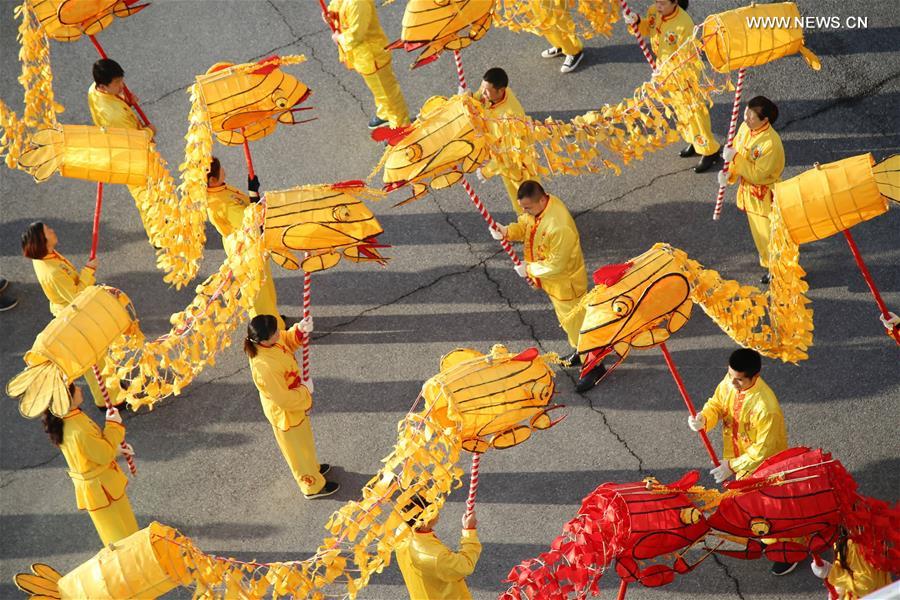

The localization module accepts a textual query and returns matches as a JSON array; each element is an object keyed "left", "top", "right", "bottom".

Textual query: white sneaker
[
  {"left": 560, "top": 51, "right": 584, "bottom": 73},
  {"left": 541, "top": 47, "right": 564, "bottom": 59}
]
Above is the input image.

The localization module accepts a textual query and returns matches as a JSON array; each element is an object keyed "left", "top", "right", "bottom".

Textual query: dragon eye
[
  {"left": 274, "top": 96, "right": 289, "bottom": 109},
  {"left": 332, "top": 205, "right": 351, "bottom": 222},
  {"left": 405, "top": 142, "right": 423, "bottom": 163},
  {"left": 612, "top": 296, "right": 634, "bottom": 316}
]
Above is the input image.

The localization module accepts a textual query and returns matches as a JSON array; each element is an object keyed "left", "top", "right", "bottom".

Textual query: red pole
[
  {"left": 88, "top": 35, "right": 152, "bottom": 128},
  {"left": 713, "top": 67, "right": 747, "bottom": 221},
  {"left": 616, "top": 579, "right": 628, "bottom": 600},
  {"left": 843, "top": 230, "right": 900, "bottom": 344},
  {"left": 89, "top": 183, "right": 103, "bottom": 260},
  {"left": 318, "top": 0, "right": 337, "bottom": 32},
  {"left": 659, "top": 343, "right": 721, "bottom": 466},
  {"left": 92, "top": 365, "right": 137, "bottom": 476},
  {"left": 241, "top": 129, "right": 256, "bottom": 179},
  {"left": 617, "top": 0, "right": 655, "bottom": 70}
]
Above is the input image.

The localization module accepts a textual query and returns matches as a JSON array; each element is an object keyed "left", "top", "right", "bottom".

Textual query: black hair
[
  {"left": 747, "top": 96, "right": 779, "bottom": 124},
  {"left": 729, "top": 348, "right": 762, "bottom": 378},
  {"left": 403, "top": 494, "right": 431, "bottom": 528},
  {"left": 516, "top": 180, "right": 546, "bottom": 201},
  {"left": 482, "top": 67, "right": 509, "bottom": 90},
  {"left": 207, "top": 156, "right": 221, "bottom": 185},
  {"left": 662, "top": 0, "right": 689, "bottom": 8},
  {"left": 244, "top": 315, "right": 279, "bottom": 358},
  {"left": 21, "top": 221, "right": 48, "bottom": 259},
  {"left": 92, "top": 58, "right": 125, "bottom": 86},
  {"left": 834, "top": 528, "right": 853, "bottom": 579},
  {"left": 42, "top": 383, "right": 75, "bottom": 446}
]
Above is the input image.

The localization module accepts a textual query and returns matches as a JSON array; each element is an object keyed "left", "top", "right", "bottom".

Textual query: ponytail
[
  {"left": 678, "top": 0, "right": 688, "bottom": 10},
  {"left": 244, "top": 315, "right": 278, "bottom": 358},
  {"left": 42, "top": 383, "right": 74, "bottom": 445}
]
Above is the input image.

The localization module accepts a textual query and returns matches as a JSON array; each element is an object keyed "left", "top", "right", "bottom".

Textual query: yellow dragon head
[
  {"left": 379, "top": 94, "right": 487, "bottom": 204},
  {"left": 422, "top": 344, "right": 564, "bottom": 453},
  {"left": 578, "top": 246, "right": 693, "bottom": 377},
  {"left": 387, "top": 0, "right": 493, "bottom": 68},
  {"left": 29, "top": 0, "right": 149, "bottom": 42},
  {"left": 196, "top": 55, "right": 312, "bottom": 146},
  {"left": 264, "top": 181, "right": 388, "bottom": 273}
]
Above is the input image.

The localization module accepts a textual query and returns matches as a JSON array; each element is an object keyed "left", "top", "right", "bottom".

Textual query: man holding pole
[
  {"left": 493, "top": 181, "right": 606, "bottom": 392},
  {"left": 88, "top": 58, "right": 155, "bottom": 137},
  {"left": 324, "top": 0, "right": 411, "bottom": 130}
]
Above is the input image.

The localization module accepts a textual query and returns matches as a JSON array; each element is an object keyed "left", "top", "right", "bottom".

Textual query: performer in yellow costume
[
  {"left": 476, "top": 68, "right": 539, "bottom": 215},
  {"left": 326, "top": 0, "right": 411, "bottom": 129},
  {"left": 244, "top": 315, "right": 339, "bottom": 499},
  {"left": 495, "top": 181, "right": 605, "bottom": 392},
  {"left": 624, "top": 0, "right": 721, "bottom": 172},
  {"left": 537, "top": 1, "right": 585, "bottom": 73},
  {"left": 42, "top": 384, "right": 139, "bottom": 546},
  {"left": 87, "top": 58, "right": 156, "bottom": 227},
  {"left": 719, "top": 96, "right": 785, "bottom": 283},
  {"left": 396, "top": 497, "right": 482, "bottom": 600},
  {"left": 21, "top": 222, "right": 120, "bottom": 410},
  {"left": 811, "top": 536, "right": 893, "bottom": 599},
  {"left": 206, "top": 157, "right": 283, "bottom": 330}
]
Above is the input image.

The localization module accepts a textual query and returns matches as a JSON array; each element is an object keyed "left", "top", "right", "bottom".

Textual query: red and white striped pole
[
  {"left": 843, "top": 230, "right": 900, "bottom": 345},
  {"left": 712, "top": 67, "right": 747, "bottom": 221},
  {"left": 464, "top": 453, "right": 481, "bottom": 518},
  {"left": 460, "top": 175, "right": 525, "bottom": 270},
  {"left": 301, "top": 271, "right": 312, "bottom": 380},
  {"left": 618, "top": 0, "right": 656, "bottom": 70},
  {"left": 453, "top": 49, "right": 468, "bottom": 92},
  {"left": 91, "top": 366, "right": 137, "bottom": 476}
]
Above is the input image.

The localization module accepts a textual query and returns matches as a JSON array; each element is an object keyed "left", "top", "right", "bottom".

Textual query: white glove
[
  {"left": 687, "top": 413, "right": 706, "bottom": 432},
  {"left": 489, "top": 226, "right": 504, "bottom": 241},
  {"left": 475, "top": 168, "right": 487, "bottom": 183},
  {"left": 622, "top": 10, "right": 639, "bottom": 25},
  {"left": 879, "top": 311, "right": 900, "bottom": 330},
  {"left": 514, "top": 264, "right": 528, "bottom": 278},
  {"left": 302, "top": 379, "right": 314, "bottom": 395},
  {"left": 710, "top": 462, "right": 734, "bottom": 484},
  {"left": 457, "top": 85, "right": 467, "bottom": 96},
  {"left": 298, "top": 316, "right": 314, "bottom": 334},
  {"left": 717, "top": 170, "right": 729, "bottom": 187},
  {"left": 105, "top": 406, "right": 123, "bottom": 424},
  {"left": 118, "top": 442, "right": 134, "bottom": 458},
  {"left": 722, "top": 145, "right": 737, "bottom": 162},
  {"left": 810, "top": 558, "right": 832, "bottom": 579}
]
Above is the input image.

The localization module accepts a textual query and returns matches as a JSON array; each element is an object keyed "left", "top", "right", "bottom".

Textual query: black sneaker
[
  {"left": 368, "top": 116, "right": 389, "bottom": 130},
  {"left": 562, "top": 350, "right": 581, "bottom": 367},
  {"left": 694, "top": 151, "right": 722, "bottom": 173},
  {"left": 541, "top": 47, "right": 564, "bottom": 59},
  {"left": 679, "top": 144, "right": 697, "bottom": 158},
  {"left": 0, "top": 294, "right": 17, "bottom": 312},
  {"left": 304, "top": 480, "right": 340, "bottom": 499},
  {"left": 0, "top": 278, "right": 8, "bottom": 293},
  {"left": 319, "top": 463, "right": 331, "bottom": 476},
  {"left": 560, "top": 51, "right": 584, "bottom": 74},
  {"left": 575, "top": 363, "right": 607, "bottom": 393},
  {"left": 760, "top": 272, "right": 771, "bottom": 285},
  {"left": 771, "top": 561, "right": 798, "bottom": 576}
]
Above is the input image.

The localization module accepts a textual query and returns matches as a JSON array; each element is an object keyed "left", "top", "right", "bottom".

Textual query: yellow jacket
[
  {"left": 506, "top": 196, "right": 587, "bottom": 301},
  {"left": 700, "top": 376, "right": 788, "bottom": 479},
  {"left": 730, "top": 122, "right": 785, "bottom": 217},
  {"left": 59, "top": 409, "right": 128, "bottom": 511},
  {"left": 207, "top": 183, "right": 251, "bottom": 251},
  {"left": 88, "top": 83, "right": 143, "bottom": 130},
  {"left": 32, "top": 252, "right": 96, "bottom": 317},
  {"left": 328, "top": 0, "right": 391, "bottom": 75},
  {"left": 249, "top": 325, "right": 312, "bottom": 431},
  {"left": 480, "top": 87, "right": 526, "bottom": 179},
  {"left": 828, "top": 540, "right": 892, "bottom": 599},
  {"left": 635, "top": 5, "right": 694, "bottom": 63},
  {"left": 396, "top": 529, "right": 482, "bottom": 600}
]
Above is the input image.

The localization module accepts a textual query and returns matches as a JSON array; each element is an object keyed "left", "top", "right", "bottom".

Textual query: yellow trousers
[
  {"left": 549, "top": 293, "right": 586, "bottom": 349},
  {"left": 543, "top": 29, "right": 583, "bottom": 56},
  {"left": 272, "top": 418, "right": 325, "bottom": 495},
  {"left": 361, "top": 64, "right": 410, "bottom": 128},
  {"left": 746, "top": 212, "right": 771, "bottom": 268},
  {"left": 501, "top": 175, "right": 524, "bottom": 215},
  {"left": 250, "top": 260, "right": 284, "bottom": 330},
  {"left": 678, "top": 105, "right": 721, "bottom": 156},
  {"left": 84, "top": 356, "right": 119, "bottom": 409},
  {"left": 87, "top": 493, "right": 139, "bottom": 546}
]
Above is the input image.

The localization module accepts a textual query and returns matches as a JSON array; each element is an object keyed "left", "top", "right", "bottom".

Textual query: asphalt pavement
[{"left": 1, "top": 1, "right": 898, "bottom": 599}]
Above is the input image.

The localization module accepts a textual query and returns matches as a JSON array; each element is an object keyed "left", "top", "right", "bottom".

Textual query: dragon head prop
[
  {"left": 264, "top": 181, "right": 388, "bottom": 273},
  {"left": 29, "top": 0, "right": 149, "bottom": 42},
  {"left": 422, "top": 344, "right": 564, "bottom": 453},
  {"left": 195, "top": 55, "right": 312, "bottom": 146},
  {"left": 386, "top": 0, "right": 493, "bottom": 68}
]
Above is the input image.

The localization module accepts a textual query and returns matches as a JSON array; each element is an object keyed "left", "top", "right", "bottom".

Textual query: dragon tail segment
[{"left": 872, "top": 154, "right": 900, "bottom": 204}]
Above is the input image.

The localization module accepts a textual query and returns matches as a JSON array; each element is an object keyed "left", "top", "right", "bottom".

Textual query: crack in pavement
[
  {"left": 7, "top": 450, "right": 61, "bottom": 476},
  {"left": 290, "top": 31, "right": 370, "bottom": 120},
  {"left": 712, "top": 554, "right": 747, "bottom": 600}
]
